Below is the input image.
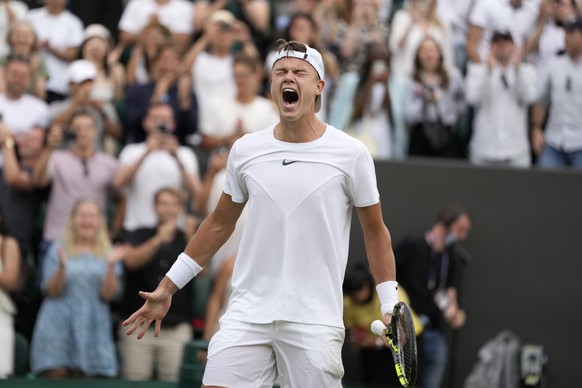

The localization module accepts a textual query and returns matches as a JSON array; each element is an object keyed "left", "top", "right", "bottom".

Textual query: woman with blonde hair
[
  {"left": 389, "top": 0, "right": 454, "bottom": 77},
  {"left": 30, "top": 199, "right": 124, "bottom": 378}
]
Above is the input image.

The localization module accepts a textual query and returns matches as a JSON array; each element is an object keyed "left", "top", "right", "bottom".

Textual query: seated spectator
[
  {"left": 30, "top": 199, "right": 123, "bottom": 378},
  {"left": 199, "top": 54, "right": 278, "bottom": 152},
  {"left": 80, "top": 24, "right": 125, "bottom": 104},
  {"left": 0, "top": 206, "right": 22, "bottom": 379},
  {"left": 526, "top": 0, "right": 580, "bottom": 95},
  {"left": 27, "top": 0, "right": 84, "bottom": 103},
  {"left": 390, "top": 0, "right": 454, "bottom": 77},
  {"left": 117, "top": 187, "right": 194, "bottom": 382},
  {"left": 531, "top": 19, "right": 582, "bottom": 169},
  {"left": 0, "top": 20, "right": 49, "bottom": 100},
  {"left": 118, "top": 0, "right": 194, "bottom": 53},
  {"left": 405, "top": 37, "right": 465, "bottom": 158},
  {"left": 125, "top": 20, "right": 172, "bottom": 85},
  {"left": 114, "top": 103, "right": 202, "bottom": 232},
  {"left": 0, "top": 122, "right": 47, "bottom": 258},
  {"left": 50, "top": 60, "right": 123, "bottom": 150},
  {"left": 32, "top": 111, "right": 120, "bottom": 263},
  {"left": 347, "top": 44, "right": 397, "bottom": 160},
  {"left": 466, "top": 0, "right": 539, "bottom": 64},
  {"left": 182, "top": 10, "right": 257, "bottom": 133},
  {"left": 0, "top": 55, "right": 49, "bottom": 166},
  {"left": 125, "top": 42, "right": 198, "bottom": 145},
  {"left": 0, "top": 0, "right": 28, "bottom": 58},
  {"left": 466, "top": 31, "right": 537, "bottom": 167}
]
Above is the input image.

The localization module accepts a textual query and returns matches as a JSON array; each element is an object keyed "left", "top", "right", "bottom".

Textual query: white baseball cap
[
  {"left": 68, "top": 60, "right": 97, "bottom": 84},
  {"left": 272, "top": 41, "right": 325, "bottom": 112}
]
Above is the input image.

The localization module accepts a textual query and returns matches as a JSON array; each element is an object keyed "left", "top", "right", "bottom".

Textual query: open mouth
[{"left": 282, "top": 88, "right": 299, "bottom": 106}]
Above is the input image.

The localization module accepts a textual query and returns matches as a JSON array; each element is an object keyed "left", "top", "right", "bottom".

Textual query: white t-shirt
[
  {"left": 0, "top": 1, "right": 28, "bottom": 57},
  {"left": 200, "top": 96, "right": 279, "bottom": 137},
  {"left": 0, "top": 93, "right": 49, "bottom": 135},
  {"left": 27, "top": 7, "right": 84, "bottom": 94},
  {"left": 469, "top": 0, "right": 539, "bottom": 63},
  {"left": 222, "top": 125, "right": 380, "bottom": 328},
  {"left": 118, "top": 143, "right": 199, "bottom": 231},
  {"left": 119, "top": 0, "right": 194, "bottom": 35},
  {"left": 192, "top": 51, "right": 236, "bottom": 122}
]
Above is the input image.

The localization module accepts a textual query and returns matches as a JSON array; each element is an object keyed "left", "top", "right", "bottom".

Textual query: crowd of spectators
[{"left": 1, "top": 0, "right": 582, "bottom": 382}]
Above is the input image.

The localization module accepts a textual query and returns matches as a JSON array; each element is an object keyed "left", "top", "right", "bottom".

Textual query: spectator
[
  {"left": 30, "top": 199, "right": 123, "bottom": 378},
  {"left": 466, "top": 0, "right": 539, "bottom": 64},
  {"left": 328, "top": 0, "right": 389, "bottom": 130},
  {"left": 0, "top": 20, "right": 49, "bottom": 100},
  {"left": 466, "top": 31, "right": 537, "bottom": 167},
  {"left": 0, "top": 54, "right": 49, "bottom": 166},
  {"left": 125, "top": 42, "right": 198, "bottom": 145},
  {"left": 195, "top": 0, "right": 274, "bottom": 57},
  {"left": 394, "top": 204, "right": 471, "bottom": 388},
  {"left": 390, "top": 0, "right": 454, "bottom": 77},
  {"left": 50, "top": 59, "right": 122, "bottom": 150},
  {"left": 32, "top": 111, "right": 120, "bottom": 264},
  {"left": 0, "top": 206, "right": 22, "bottom": 379},
  {"left": 405, "top": 37, "right": 465, "bottom": 158},
  {"left": 119, "top": 0, "right": 194, "bottom": 52},
  {"left": 69, "top": 0, "right": 124, "bottom": 43},
  {"left": 117, "top": 187, "right": 194, "bottom": 382},
  {"left": 347, "top": 43, "right": 397, "bottom": 160},
  {"left": 199, "top": 54, "right": 278, "bottom": 152},
  {"left": 0, "top": 0, "right": 28, "bottom": 58},
  {"left": 525, "top": 0, "right": 580, "bottom": 95},
  {"left": 125, "top": 20, "right": 172, "bottom": 85},
  {"left": 114, "top": 103, "right": 202, "bottom": 232},
  {"left": 182, "top": 9, "right": 257, "bottom": 133},
  {"left": 80, "top": 24, "right": 125, "bottom": 104},
  {"left": 0, "top": 122, "right": 47, "bottom": 258},
  {"left": 27, "top": 0, "right": 85, "bottom": 103},
  {"left": 531, "top": 18, "right": 582, "bottom": 169},
  {"left": 436, "top": 0, "right": 476, "bottom": 71}
]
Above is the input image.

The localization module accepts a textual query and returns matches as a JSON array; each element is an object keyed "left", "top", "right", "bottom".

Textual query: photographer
[
  {"left": 114, "top": 103, "right": 202, "bottom": 233},
  {"left": 394, "top": 204, "right": 471, "bottom": 388},
  {"left": 32, "top": 110, "right": 120, "bottom": 273}
]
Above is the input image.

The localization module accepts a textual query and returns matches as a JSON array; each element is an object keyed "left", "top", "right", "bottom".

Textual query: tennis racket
[{"left": 371, "top": 302, "right": 418, "bottom": 387}]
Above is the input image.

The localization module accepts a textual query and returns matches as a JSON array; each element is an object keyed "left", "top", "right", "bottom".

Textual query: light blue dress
[{"left": 30, "top": 242, "right": 122, "bottom": 376}]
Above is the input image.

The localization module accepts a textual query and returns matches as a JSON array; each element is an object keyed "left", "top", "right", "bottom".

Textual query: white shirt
[
  {"left": 0, "top": 1, "right": 28, "bottom": 57},
  {"left": 0, "top": 93, "right": 49, "bottom": 135},
  {"left": 200, "top": 96, "right": 279, "bottom": 138},
  {"left": 118, "top": 143, "right": 199, "bottom": 230},
  {"left": 222, "top": 125, "right": 380, "bottom": 328},
  {"left": 469, "top": 0, "right": 539, "bottom": 62},
  {"left": 192, "top": 51, "right": 237, "bottom": 123},
  {"left": 119, "top": 0, "right": 193, "bottom": 35},
  {"left": 390, "top": 9, "right": 455, "bottom": 77},
  {"left": 530, "top": 21, "right": 565, "bottom": 97},
  {"left": 27, "top": 8, "right": 84, "bottom": 94},
  {"left": 538, "top": 55, "right": 582, "bottom": 152},
  {"left": 466, "top": 62, "right": 537, "bottom": 161},
  {"left": 437, "top": 0, "right": 475, "bottom": 47}
]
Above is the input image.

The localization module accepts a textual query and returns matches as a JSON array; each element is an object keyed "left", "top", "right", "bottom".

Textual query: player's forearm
[{"left": 365, "top": 228, "right": 397, "bottom": 284}]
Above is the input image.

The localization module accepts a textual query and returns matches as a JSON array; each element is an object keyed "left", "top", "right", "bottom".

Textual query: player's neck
[{"left": 275, "top": 116, "right": 326, "bottom": 143}]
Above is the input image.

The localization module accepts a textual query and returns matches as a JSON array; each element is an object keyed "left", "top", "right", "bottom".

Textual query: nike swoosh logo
[{"left": 282, "top": 159, "right": 298, "bottom": 166}]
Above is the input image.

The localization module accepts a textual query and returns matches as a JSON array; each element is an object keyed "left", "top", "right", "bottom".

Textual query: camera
[
  {"left": 63, "top": 129, "right": 77, "bottom": 142},
  {"left": 157, "top": 123, "right": 170, "bottom": 133}
]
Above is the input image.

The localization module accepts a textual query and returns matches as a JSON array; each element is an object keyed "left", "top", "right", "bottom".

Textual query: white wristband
[
  {"left": 376, "top": 280, "right": 399, "bottom": 317},
  {"left": 166, "top": 252, "right": 203, "bottom": 289}
]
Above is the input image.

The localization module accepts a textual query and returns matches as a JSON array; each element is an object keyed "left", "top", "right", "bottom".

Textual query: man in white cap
[{"left": 122, "top": 39, "right": 398, "bottom": 387}]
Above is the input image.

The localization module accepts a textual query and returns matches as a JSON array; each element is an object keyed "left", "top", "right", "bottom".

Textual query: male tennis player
[{"left": 122, "top": 39, "right": 398, "bottom": 387}]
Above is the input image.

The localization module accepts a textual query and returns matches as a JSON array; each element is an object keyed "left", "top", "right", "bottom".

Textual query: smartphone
[{"left": 371, "top": 60, "right": 387, "bottom": 77}]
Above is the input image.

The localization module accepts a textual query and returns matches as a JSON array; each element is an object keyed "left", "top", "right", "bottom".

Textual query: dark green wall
[{"left": 348, "top": 158, "right": 582, "bottom": 387}]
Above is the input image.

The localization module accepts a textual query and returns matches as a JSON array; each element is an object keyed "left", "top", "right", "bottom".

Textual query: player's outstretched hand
[{"left": 122, "top": 286, "right": 173, "bottom": 339}]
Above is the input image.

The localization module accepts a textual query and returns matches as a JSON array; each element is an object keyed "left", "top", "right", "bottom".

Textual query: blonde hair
[{"left": 63, "top": 199, "right": 111, "bottom": 258}]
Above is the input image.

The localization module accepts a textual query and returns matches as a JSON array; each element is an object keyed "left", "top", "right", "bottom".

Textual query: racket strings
[{"left": 395, "top": 307, "right": 418, "bottom": 384}]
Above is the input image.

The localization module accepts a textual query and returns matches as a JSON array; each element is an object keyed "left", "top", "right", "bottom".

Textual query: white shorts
[{"left": 202, "top": 319, "right": 345, "bottom": 388}]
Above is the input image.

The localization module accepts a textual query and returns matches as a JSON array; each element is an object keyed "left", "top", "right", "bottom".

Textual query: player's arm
[
  {"left": 356, "top": 202, "right": 397, "bottom": 326},
  {"left": 122, "top": 192, "right": 245, "bottom": 338}
]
